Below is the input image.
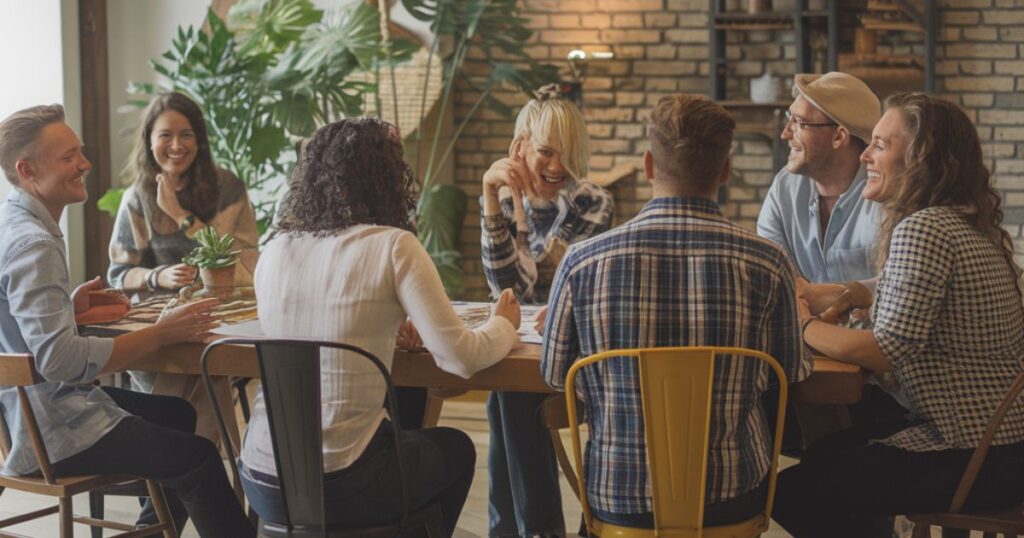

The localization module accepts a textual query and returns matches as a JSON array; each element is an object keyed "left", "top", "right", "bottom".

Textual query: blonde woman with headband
[{"left": 480, "top": 86, "right": 614, "bottom": 537}]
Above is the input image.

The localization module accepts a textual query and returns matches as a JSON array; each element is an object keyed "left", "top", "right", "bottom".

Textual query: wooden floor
[{"left": 0, "top": 397, "right": 935, "bottom": 537}]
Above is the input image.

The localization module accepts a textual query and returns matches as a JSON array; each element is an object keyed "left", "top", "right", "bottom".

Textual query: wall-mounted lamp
[
  {"left": 567, "top": 49, "right": 615, "bottom": 81},
  {"left": 562, "top": 49, "right": 615, "bottom": 106}
]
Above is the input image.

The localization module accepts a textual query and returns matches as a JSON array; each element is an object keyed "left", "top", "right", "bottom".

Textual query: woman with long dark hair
[
  {"left": 773, "top": 93, "right": 1024, "bottom": 536},
  {"left": 108, "top": 91, "right": 258, "bottom": 294},
  {"left": 241, "top": 117, "right": 521, "bottom": 536}
]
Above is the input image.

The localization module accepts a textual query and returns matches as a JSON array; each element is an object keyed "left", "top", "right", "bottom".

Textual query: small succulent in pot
[{"left": 183, "top": 226, "right": 240, "bottom": 295}]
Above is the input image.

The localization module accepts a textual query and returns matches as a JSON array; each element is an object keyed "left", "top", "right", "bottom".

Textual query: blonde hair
[
  {"left": 648, "top": 94, "right": 735, "bottom": 188},
  {"left": 512, "top": 97, "right": 589, "bottom": 182}
]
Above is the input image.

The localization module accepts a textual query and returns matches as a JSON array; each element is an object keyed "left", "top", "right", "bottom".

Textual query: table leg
[
  {"left": 794, "top": 402, "right": 852, "bottom": 448},
  {"left": 210, "top": 377, "right": 245, "bottom": 504}
]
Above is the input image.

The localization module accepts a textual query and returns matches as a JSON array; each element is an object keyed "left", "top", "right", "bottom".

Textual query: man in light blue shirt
[
  {"left": 0, "top": 104, "right": 253, "bottom": 536},
  {"left": 757, "top": 72, "right": 882, "bottom": 285}
]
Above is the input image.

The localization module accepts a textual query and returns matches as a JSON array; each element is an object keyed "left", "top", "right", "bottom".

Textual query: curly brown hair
[
  {"left": 876, "top": 92, "right": 1015, "bottom": 271},
  {"left": 277, "top": 117, "right": 417, "bottom": 235},
  {"left": 128, "top": 92, "right": 220, "bottom": 222}
]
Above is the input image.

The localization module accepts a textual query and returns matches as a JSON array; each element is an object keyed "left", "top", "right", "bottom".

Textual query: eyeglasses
[{"left": 784, "top": 110, "right": 837, "bottom": 132}]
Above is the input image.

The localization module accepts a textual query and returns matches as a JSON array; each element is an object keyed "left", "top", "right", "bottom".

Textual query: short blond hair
[
  {"left": 512, "top": 97, "right": 589, "bottom": 182},
  {"left": 648, "top": 95, "right": 734, "bottom": 189},
  {"left": 0, "top": 104, "right": 65, "bottom": 186}
]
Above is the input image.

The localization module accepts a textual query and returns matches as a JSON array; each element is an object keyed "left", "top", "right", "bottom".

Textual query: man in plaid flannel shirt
[{"left": 541, "top": 95, "right": 812, "bottom": 528}]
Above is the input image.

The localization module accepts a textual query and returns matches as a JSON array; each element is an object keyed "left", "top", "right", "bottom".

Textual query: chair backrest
[
  {"left": 565, "top": 346, "right": 788, "bottom": 536},
  {"left": 200, "top": 338, "right": 411, "bottom": 533},
  {"left": 948, "top": 367, "right": 1024, "bottom": 513},
  {"left": 0, "top": 353, "right": 54, "bottom": 482}
]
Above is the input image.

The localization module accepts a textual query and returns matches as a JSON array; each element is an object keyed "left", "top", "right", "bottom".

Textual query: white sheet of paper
[
  {"left": 211, "top": 319, "right": 265, "bottom": 339},
  {"left": 451, "top": 301, "right": 544, "bottom": 345}
]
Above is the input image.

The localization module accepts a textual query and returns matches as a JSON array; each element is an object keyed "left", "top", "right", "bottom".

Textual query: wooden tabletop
[
  {"left": 84, "top": 292, "right": 867, "bottom": 402},
  {"left": 121, "top": 339, "right": 867, "bottom": 403}
]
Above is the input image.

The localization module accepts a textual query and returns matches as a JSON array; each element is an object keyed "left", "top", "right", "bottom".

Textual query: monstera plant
[{"left": 99, "top": 0, "right": 416, "bottom": 236}]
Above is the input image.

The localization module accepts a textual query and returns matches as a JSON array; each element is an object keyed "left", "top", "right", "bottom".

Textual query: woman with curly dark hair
[
  {"left": 774, "top": 93, "right": 1024, "bottom": 537},
  {"left": 242, "top": 117, "right": 522, "bottom": 536},
  {"left": 108, "top": 91, "right": 258, "bottom": 295}
]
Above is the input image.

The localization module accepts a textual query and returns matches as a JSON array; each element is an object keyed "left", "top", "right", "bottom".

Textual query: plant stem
[
  {"left": 414, "top": 31, "right": 442, "bottom": 182},
  {"left": 422, "top": 38, "right": 468, "bottom": 193}
]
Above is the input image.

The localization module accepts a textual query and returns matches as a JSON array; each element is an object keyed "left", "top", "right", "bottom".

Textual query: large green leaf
[
  {"left": 417, "top": 184, "right": 468, "bottom": 297},
  {"left": 97, "top": 188, "right": 126, "bottom": 218}
]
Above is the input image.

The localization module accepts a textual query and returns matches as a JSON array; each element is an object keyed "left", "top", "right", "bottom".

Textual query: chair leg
[
  {"left": 231, "top": 377, "right": 251, "bottom": 423},
  {"left": 146, "top": 480, "right": 180, "bottom": 538},
  {"left": 89, "top": 491, "right": 104, "bottom": 538},
  {"left": 58, "top": 496, "right": 73, "bottom": 538}
]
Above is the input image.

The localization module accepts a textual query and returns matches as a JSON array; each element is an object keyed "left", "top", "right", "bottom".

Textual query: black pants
[
  {"left": 772, "top": 418, "right": 1024, "bottom": 538},
  {"left": 50, "top": 387, "right": 254, "bottom": 538},
  {"left": 242, "top": 422, "right": 475, "bottom": 537}
]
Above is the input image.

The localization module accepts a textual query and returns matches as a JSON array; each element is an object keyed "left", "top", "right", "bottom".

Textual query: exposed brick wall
[{"left": 453, "top": 0, "right": 1024, "bottom": 300}]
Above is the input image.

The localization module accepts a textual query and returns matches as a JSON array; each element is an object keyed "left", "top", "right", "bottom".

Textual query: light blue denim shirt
[
  {"left": 0, "top": 189, "right": 126, "bottom": 476},
  {"left": 757, "top": 166, "right": 881, "bottom": 283}
]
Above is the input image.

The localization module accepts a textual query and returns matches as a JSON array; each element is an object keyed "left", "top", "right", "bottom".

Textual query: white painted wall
[
  {"left": 0, "top": 0, "right": 65, "bottom": 200},
  {"left": 0, "top": 0, "right": 86, "bottom": 281}
]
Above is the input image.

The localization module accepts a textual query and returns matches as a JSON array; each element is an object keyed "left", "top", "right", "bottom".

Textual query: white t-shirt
[{"left": 240, "top": 225, "right": 517, "bottom": 475}]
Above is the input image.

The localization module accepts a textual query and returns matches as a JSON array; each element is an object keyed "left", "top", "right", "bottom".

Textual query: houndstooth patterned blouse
[{"left": 872, "top": 206, "right": 1024, "bottom": 452}]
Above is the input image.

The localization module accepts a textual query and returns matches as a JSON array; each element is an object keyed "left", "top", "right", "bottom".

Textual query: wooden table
[{"left": 127, "top": 340, "right": 866, "bottom": 402}]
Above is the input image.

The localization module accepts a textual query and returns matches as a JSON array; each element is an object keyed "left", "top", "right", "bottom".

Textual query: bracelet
[
  {"left": 801, "top": 315, "right": 820, "bottom": 332},
  {"left": 145, "top": 269, "right": 159, "bottom": 291},
  {"left": 146, "top": 265, "right": 169, "bottom": 291}
]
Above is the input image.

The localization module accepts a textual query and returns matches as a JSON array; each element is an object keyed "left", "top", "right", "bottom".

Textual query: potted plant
[{"left": 183, "top": 226, "right": 242, "bottom": 297}]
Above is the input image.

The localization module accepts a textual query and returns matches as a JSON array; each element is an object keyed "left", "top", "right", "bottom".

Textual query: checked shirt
[
  {"left": 872, "top": 206, "right": 1024, "bottom": 452},
  {"left": 541, "top": 197, "right": 812, "bottom": 515}
]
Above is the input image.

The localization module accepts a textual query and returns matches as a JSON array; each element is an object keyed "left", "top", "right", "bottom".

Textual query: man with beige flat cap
[
  {"left": 756, "top": 73, "right": 908, "bottom": 463},
  {"left": 757, "top": 72, "right": 881, "bottom": 293}
]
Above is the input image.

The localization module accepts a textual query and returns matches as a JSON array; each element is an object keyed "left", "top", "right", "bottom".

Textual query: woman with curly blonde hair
[{"left": 773, "top": 93, "right": 1024, "bottom": 537}]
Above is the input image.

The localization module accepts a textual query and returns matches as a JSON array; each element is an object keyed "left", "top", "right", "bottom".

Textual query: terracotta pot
[{"left": 200, "top": 265, "right": 236, "bottom": 298}]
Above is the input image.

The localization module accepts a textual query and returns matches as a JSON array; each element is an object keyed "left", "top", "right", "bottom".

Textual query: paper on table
[
  {"left": 451, "top": 302, "right": 544, "bottom": 345},
  {"left": 211, "top": 303, "right": 544, "bottom": 344},
  {"left": 211, "top": 319, "right": 265, "bottom": 339}
]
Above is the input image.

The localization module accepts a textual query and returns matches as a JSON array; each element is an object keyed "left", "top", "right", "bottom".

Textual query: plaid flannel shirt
[
  {"left": 481, "top": 180, "right": 614, "bottom": 303},
  {"left": 541, "top": 197, "right": 812, "bottom": 515}
]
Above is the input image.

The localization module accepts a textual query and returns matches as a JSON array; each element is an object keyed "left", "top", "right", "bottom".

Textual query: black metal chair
[{"left": 200, "top": 338, "right": 445, "bottom": 538}]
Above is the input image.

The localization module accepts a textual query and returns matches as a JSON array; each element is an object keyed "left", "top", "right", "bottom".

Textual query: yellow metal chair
[{"left": 565, "top": 347, "right": 788, "bottom": 538}]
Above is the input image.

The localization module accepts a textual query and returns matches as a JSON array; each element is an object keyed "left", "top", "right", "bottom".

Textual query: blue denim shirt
[
  {"left": 0, "top": 189, "right": 125, "bottom": 476},
  {"left": 756, "top": 166, "right": 881, "bottom": 283}
]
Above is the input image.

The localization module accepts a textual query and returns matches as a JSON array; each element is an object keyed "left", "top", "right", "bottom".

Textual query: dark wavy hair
[
  {"left": 876, "top": 92, "right": 1015, "bottom": 270},
  {"left": 277, "top": 117, "right": 417, "bottom": 235},
  {"left": 127, "top": 92, "right": 219, "bottom": 221}
]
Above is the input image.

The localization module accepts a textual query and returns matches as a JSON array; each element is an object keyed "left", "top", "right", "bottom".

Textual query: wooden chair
[
  {"left": 0, "top": 353, "right": 177, "bottom": 538},
  {"left": 201, "top": 338, "right": 445, "bottom": 538},
  {"left": 908, "top": 369, "right": 1024, "bottom": 538},
  {"left": 565, "top": 347, "right": 789, "bottom": 538}
]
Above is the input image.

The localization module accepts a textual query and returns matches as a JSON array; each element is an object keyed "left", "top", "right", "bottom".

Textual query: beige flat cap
[{"left": 792, "top": 72, "right": 880, "bottom": 143}]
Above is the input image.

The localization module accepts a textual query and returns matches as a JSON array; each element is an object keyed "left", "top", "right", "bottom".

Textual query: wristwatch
[{"left": 179, "top": 214, "right": 196, "bottom": 232}]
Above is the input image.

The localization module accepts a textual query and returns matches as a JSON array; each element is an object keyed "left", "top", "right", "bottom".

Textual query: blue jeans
[
  {"left": 487, "top": 391, "right": 565, "bottom": 537},
  {"left": 592, "top": 477, "right": 768, "bottom": 529},
  {"left": 241, "top": 422, "right": 475, "bottom": 537}
]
